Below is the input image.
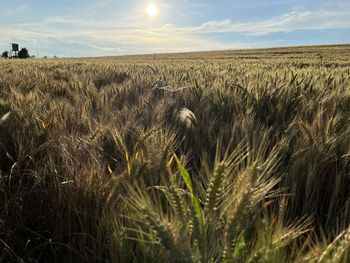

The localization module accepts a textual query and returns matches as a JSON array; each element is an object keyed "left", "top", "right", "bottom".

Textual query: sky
[{"left": 0, "top": 0, "right": 350, "bottom": 57}]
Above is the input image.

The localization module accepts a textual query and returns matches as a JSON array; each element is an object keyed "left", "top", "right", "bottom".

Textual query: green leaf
[
  {"left": 174, "top": 154, "right": 205, "bottom": 231},
  {"left": 174, "top": 154, "right": 193, "bottom": 194}
]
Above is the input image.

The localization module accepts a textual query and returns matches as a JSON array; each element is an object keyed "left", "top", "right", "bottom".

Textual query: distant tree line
[{"left": 1, "top": 48, "right": 30, "bottom": 59}]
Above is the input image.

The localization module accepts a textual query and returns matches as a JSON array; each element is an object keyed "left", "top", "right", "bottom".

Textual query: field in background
[
  {"left": 94, "top": 44, "right": 350, "bottom": 62},
  {"left": 1, "top": 45, "right": 350, "bottom": 262}
]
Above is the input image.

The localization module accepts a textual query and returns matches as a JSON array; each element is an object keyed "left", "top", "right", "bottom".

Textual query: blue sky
[{"left": 1, "top": 0, "right": 350, "bottom": 57}]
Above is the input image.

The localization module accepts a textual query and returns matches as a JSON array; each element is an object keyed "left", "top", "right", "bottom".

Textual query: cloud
[
  {"left": 1, "top": 7, "right": 349, "bottom": 57},
  {"left": 153, "top": 10, "right": 350, "bottom": 35}
]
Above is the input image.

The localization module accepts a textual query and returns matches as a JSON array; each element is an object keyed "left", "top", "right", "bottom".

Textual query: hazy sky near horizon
[{"left": 1, "top": 0, "right": 350, "bottom": 57}]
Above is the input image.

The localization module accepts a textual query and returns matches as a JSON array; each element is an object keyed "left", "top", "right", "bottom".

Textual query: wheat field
[{"left": 1, "top": 45, "right": 350, "bottom": 262}]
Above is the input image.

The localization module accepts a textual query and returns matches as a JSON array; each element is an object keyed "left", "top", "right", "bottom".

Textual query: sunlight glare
[{"left": 146, "top": 3, "right": 158, "bottom": 18}]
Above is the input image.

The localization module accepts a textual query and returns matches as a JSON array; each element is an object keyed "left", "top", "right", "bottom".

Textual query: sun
[{"left": 146, "top": 3, "right": 158, "bottom": 18}]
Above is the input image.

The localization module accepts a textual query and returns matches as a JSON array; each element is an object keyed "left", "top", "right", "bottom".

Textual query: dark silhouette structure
[
  {"left": 2, "top": 44, "right": 30, "bottom": 59},
  {"left": 11, "top": 43, "right": 19, "bottom": 57}
]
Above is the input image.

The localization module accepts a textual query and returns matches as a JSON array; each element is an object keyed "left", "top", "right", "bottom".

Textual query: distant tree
[
  {"left": 18, "top": 48, "right": 30, "bottom": 59},
  {"left": 1, "top": 51, "right": 9, "bottom": 58}
]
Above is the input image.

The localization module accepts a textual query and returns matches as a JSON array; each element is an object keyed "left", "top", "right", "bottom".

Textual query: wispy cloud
[
  {"left": 153, "top": 10, "right": 350, "bottom": 35},
  {"left": 15, "top": 9, "right": 350, "bottom": 38},
  {"left": 1, "top": 5, "right": 349, "bottom": 56}
]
